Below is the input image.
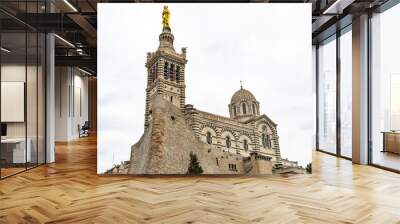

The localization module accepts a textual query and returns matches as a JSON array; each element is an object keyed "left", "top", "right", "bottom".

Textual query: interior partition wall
[
  {"left": 0, "top": 1, "right": 46, "bottom": 179},
  {"left": 316, "top": 26, "right": 353, "bottom": 159}
]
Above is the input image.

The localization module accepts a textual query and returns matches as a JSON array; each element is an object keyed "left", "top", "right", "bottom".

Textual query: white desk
[{"left": 1, "top": 138, "right": 31, "bottom": 163}]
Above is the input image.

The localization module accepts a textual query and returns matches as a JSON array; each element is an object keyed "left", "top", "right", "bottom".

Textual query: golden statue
[{"left": 162, "top": 6, "right": 170, "bottom": 28}]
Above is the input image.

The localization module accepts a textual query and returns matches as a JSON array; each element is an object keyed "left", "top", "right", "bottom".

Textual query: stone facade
[
  {"left": 105, "top": 9, "right": 304, "bottom": 175},
  {"left": 184, "top": 104, "right": 282, "bottom": 165}
]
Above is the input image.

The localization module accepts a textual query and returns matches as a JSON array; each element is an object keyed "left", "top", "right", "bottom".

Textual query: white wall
[{"left": 55, "top": 67, "right": 89, "bottom": 141}]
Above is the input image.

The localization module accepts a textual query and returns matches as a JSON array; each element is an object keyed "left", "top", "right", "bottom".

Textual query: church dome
[
  {"left": 230, "top": 88, "right": 257, "bottom": 104},
  {"left": 229, "top": 84, "right": 260, "bottom": 122}
]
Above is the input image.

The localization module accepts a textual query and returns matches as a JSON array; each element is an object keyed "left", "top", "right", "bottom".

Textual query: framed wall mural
[{"left": 98, "top": 4, "right": 313, "bottom": 175}]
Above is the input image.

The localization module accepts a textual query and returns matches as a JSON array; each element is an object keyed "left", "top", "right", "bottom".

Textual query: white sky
[{"left": 97, "top": 3, "right": 313, "bottom": 173}]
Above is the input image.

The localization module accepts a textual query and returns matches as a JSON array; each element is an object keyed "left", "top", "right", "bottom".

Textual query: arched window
[
  {"left": 170, "top": 64, "right": 175, "bottom": 81},
  {"left": 226, "top": 136, "right": 231, "bottom": 148},
  {"left": 152, "top": 66, "right": 157, "bottom": 82},
  {"left": 150, "top": 67, "right": 154, "bottom": 82},
  {"left": 206, "top": 132, "right": 212, "bottom": 144},
  {"left": 170, "top": 96, "right": 173, "bottom": 103},
  {"left": 232, "top": 105, "right": 236, "bottom": 116},
  {"left": 243, "top": 139, "right": 248, "bottom": 151},
  {"left": 176, "top": 66, "right": 180, "bottom": 82},
  {"left": 155, "top": 63, "right": 158, "bottom": 79},
  {"left": 266, "top": 135, "right": 271, "bottom": 148},
  {"left": 262, "top": 133, "right": 272, "bottom": 149},
  {"left": 164, "top": 62, "right": 169, "bottom": 79},
  {"left": 262, "top": 134, "right": 267, "bottom": 148},
  {"left": 242, "top": 103, "right": 247, "bottom": 115},
  {"left": 252, "top": 104, "right": 256, "bottom": 115}
]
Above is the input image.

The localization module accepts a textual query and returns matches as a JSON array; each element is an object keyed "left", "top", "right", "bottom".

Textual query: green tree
[
  {"left": 306, "top": 163, "right": 312, "bottom": 174},
  {"left": 187, "top": 152, "right": 203, "bottom": 175}
]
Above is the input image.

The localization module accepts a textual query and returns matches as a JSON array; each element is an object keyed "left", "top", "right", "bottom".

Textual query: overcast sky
[{"left": 98, "top": 3, "right": 313, "bottom": 173}]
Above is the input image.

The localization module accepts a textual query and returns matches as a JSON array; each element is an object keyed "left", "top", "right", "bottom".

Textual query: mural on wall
[{"left": 98, "top": 4, "right": 313, "bottom": 175}]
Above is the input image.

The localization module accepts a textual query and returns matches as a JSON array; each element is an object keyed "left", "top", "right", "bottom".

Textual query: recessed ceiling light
[
  {"left": 54, "top": 34, "right": 75, "bottom": 48},
  {"left": 323, "top": 0, "right": 354, "bottom": 15},
  {"left": 63, "top": 0, "right": 78, "bottom": 12},
  {"left": 78, "top": 67, "right": 93, "bottom": 76},
  {"left": 1, "top": 47, "right": 11, "bottom": 53}
]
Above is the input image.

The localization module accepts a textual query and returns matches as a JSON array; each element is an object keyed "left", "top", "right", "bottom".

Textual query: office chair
[{"left": 79, "top": 121, "right": 90, "bottom": 138}]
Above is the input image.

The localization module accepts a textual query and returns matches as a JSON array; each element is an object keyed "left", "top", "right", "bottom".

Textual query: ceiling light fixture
[
  {"left": 54, "top": 34, "right": 75, "bottom": 48},
  {"left": 78, "top": 67, "right": 93, "bottom": 76},
  {"left": 323, "top": 0, "right": 355, "bottom": 15},
  {"left": 1, "top": 47, "right": 11, "bottom": 53},
  {"left": 63, "top": 0, "right": 78, "bottom": 12}
]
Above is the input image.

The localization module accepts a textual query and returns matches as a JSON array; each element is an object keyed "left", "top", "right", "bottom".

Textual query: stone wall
[{"left": 128, "top": 96, "right": 254, "bottom": 174}]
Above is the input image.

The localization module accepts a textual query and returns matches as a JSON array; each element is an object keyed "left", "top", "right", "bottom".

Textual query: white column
[{"left": 352, "top": 14, "right": 369, "bottom": 164}]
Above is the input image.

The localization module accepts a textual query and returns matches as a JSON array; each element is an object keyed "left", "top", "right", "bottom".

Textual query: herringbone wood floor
[{"left": 1, "top": 135, "right": 399, "bottom": 224}]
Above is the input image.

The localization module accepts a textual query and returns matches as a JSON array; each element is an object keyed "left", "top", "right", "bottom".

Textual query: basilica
[{"left": 108, "top": 7, "right": 303, "bottom": 175}]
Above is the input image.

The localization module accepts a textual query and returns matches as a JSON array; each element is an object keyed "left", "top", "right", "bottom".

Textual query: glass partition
[
  {"left": 339, "top": 28, "right": 352, "bottom": 158},
  {"left": 1, "top": 31, "right": 28, "bottom": 177},
  {"left": 371, "top": 4, "right": 400, "bottom": 171},
  {"left": 0, "top": 2, "right": 46, "bottom": 179},
  {"left": 317, "top": 36, "right": 337, "bottom": 154}
]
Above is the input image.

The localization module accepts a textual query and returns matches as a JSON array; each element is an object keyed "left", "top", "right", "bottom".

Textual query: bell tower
[{"left": 144, "top": 6, "right": 188, "bottom": 129}]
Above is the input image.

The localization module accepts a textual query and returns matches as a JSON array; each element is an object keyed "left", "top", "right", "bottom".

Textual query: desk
[
  {"left": 382, "top": 131, "right": 400, "bottom": 154},
  {"left": 1, "top": 138, "right": 31, "bottom": 163}
]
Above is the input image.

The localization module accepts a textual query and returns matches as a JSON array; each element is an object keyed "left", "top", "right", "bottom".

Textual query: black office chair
[{"left": 79, "top": 121, "right": 90, "bottom": 138}]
